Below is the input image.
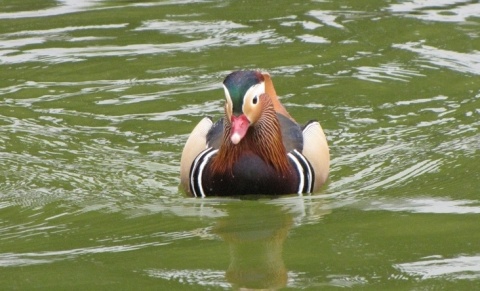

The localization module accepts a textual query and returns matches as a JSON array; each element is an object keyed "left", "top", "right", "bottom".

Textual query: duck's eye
[{"left": 252, "top": 95, "right": 258, "bottom": 105}]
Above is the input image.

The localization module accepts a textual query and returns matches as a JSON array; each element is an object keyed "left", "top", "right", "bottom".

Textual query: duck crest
[{"left": 210, "top": 93, "right": 290, "bottom": 176}]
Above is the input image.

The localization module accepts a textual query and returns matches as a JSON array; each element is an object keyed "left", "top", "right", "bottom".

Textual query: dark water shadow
[
  {"left": 214, "top": 202, "right": 292, "bottom": 289},
  {"left": 211, "top": 196, "right": 330, "bottom": 290}
]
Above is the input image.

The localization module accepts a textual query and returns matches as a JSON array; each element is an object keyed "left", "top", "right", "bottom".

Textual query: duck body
[
  {"left": 180, "top": 71, "right": 329, "bottom": 197},
  {"left": 190, "top": 115, "right": 310, "bottom": 196}
]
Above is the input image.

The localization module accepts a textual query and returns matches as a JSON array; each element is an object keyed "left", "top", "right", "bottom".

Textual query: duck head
[{"left": 223, "top": 71, "right": 266, "bottom": 145}]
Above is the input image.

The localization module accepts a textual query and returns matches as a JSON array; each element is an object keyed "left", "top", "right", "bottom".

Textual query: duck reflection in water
[{"left": 214, "top": 201, "right": 293, "bottom": 290}]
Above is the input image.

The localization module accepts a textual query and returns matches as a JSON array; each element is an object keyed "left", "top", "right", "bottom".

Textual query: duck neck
[{"left": 211, "top": 100, "right": 290, "bottom": 176}]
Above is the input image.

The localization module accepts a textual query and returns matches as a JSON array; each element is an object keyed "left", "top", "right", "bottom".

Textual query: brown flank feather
[{"left": 210, "top": 93, "right": 291, "bottom": 176}]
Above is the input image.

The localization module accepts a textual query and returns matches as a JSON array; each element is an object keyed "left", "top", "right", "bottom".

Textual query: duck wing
[
  {"left": 301, "top": 120, "right": 330, "bottom": 191},
  {"left": 278, "top": 113, "right": 303, "bottom": 152},
  {"left": 180, "top": 117, "right": 213, "bottom": 191},
  {"left": 206, "top": 117, "right": 224, "bottom": 149}
]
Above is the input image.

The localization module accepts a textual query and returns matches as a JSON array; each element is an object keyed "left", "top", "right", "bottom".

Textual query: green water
[{"left": 0, "top": 0, "right": 479, "bottom": 289}]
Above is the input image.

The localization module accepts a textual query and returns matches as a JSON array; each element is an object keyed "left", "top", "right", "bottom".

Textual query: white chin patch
[{"left": 231, "top": 133, "right": 241, "bottom": 145}]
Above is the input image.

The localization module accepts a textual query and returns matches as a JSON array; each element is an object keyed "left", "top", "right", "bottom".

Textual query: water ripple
[
  {"left": 307, "top": 10, "right": 347, "bottom": 29},
  {"left": 297, "top": 34, "right": 330, "bottom": 44},
  {"left": 388, "top": 0, "right": 480, "bottom": 23},
  {"left": 146, "top": 269, "right": 230, "bottom": 288},
  {"left": 0, "top": 0, "right": 214, "bottom": 20},
  {"left": 395, "top": 255, "right": 480, "bottom": 280},
  {"left": 135, "top": 19, "right": 292, "bottom": 47},
  {"left": 4, "top": 24, "right": 128, "bottom": 37},
  {"left": 353, "top": 63, "right": 425, "bottom": 83},
  {"left": 0, "top": 243, "right": 167, "bottom": 267},
  {"left": 0, "top": 40, "right": 220, "bottom": 64},
  {"left": 394, "top": 42, "right": 480, "bottom": 75},
  {"left": 0, "top": 0, "right": 98, "bottom": 19},
  {"left": 135, "top": 20, "right": 246, "bottom": 36},
  {"left": 362, "top": 198, "right": 480, "bottom": 214},
  {"left": 0, "top": 31, "right": 290, "bottom": 64},
  {"left": 362, "top": 159, "right": 441, "bottom": 192}
]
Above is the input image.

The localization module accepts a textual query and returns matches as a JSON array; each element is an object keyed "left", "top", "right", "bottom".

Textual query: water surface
[{"left": 0, "top": 0, "right": 479, "bottom": 289}]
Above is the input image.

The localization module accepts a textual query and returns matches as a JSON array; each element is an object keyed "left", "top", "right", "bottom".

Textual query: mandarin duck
[{"left": 180, "top": 70, "right": 329, "bottom": 197}]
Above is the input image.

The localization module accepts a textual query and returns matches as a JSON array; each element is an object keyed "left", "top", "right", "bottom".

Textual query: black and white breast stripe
[
  {"left": 287, "top": 149, "right": 315, "bottom": 194},
  {"left": 190, "top": 148, "right": 313, "bottom": 197},
  {"left": 189, "top": 147, "right": 218, "bottom": 198}
]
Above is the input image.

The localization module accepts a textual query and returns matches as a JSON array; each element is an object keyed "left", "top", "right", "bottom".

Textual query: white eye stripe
[
  {"left": 223, "top": 85, "right": 233, "bottom": 105},
  {"left": 245, "top": 83, "right": 265, "bottom": 99},
  {"left": 243, "top": 82, "right": 265, "bottom": 109},
  {"left": 223, "top": 85, "right": 233, "bottom": 119}
]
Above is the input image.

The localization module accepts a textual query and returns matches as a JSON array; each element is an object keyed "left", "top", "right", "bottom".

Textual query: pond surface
[{"left": 0, "top": 0, "right": 479, "bottom": 289}]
